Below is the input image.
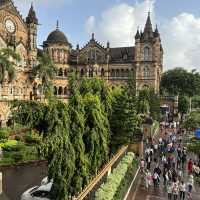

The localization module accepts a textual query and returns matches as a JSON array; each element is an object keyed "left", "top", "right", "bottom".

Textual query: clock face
[{"left": 5, "top": 19, "right": 16, "bottom": 33}]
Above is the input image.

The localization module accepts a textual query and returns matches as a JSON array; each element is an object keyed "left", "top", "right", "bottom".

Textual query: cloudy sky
[{"left": 13, "top": 0, "right": 200, "bottom": 70}]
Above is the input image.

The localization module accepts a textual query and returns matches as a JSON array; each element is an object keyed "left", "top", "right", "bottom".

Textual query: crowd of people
[{"left": 140, "top": 122, "right": 200, "bottom": 200}]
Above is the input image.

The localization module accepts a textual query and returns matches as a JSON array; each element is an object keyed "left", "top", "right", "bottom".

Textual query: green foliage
[
  {"left": 0, "top": 129, "right": 10, "bottom": 140},
  {"left": 0, "top": 140, "right": 18, "bottom": 150},
  {"left": 149, "top": 89, "right": 160, "bottom": 120},
  {"left": 178, "top": 96, "right": 189, "bottom": 121},
  {"left": 30, "top": 52, "right": 57, "bottom": 97},
  {"left": 68, "top": 76, "right": 89, "bottom": 195},
  {"left": 95, "top": 152, "right": 136, "bottom": 200},
  {"left": 110, "top": 89, "right": 141, "bottom": 151},
  {"left": 137, "top": 89, "right": 150, "bottom": 115},
  {"left": 192, "top": 96, "right": 200, "bottom": 109},
  {"left": 187, "top": 138, "right": 200, "bottom": 155},
  {"left": 183, "top": 110, "right": 200, "bottom": 130},
  {"left": 0, "top": 48, "right": 21, "bottom": 83},
  {"left": 161, "top": 68, "right": 200, "bottom": 97},
  {"left": 83, "top": 94, "right": 110, "bottom": 175}
]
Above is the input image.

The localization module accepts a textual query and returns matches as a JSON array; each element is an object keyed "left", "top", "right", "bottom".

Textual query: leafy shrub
[
  {"left": 14, "top": 135, "right": 22, "bottom": 141},
  {"left": 0, "top": 140, "right": 18, "bottom": 151},
  {"left": 0, "top": 129, "right": 10, "bottom": 140},
  {"left": 24, "top": 132, "right": 41, "bottom": 144},
  {"left": 12, "top": 151, "right": 24, "bottom": 162},
  {"left": 95, "top": 152, "right": 136, "bottom": 200}
]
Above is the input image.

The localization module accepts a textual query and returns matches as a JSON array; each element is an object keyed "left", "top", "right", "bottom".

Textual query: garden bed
[
  {"left": 0, "top": 127, "right": 43, "bottom": 166},
  {"left": 95, "top": 152, "right": 138, "bottom": 200}
]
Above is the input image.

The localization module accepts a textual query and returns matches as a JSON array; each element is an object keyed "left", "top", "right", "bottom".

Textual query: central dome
[{"left": 45, "top": 29, "right": 69, "bottom": 45}]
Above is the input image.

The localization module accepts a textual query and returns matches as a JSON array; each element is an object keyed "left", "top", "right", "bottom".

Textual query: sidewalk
[{"left": 126, "top": 127, "right": 200, "bottom": 200}]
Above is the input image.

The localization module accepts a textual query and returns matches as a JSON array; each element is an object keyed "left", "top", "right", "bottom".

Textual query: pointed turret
[
  {"left": 26, "top": 3, "right": 38, "bottom": 24},
  {"left": 143, "top": 12, "right": 153, "bottom": 39},
  {"left": 154, "top": 24, "right": 160, "bottom": 38},
  {"left": 135, "top": 28, "right": 140, "bottom": 40}
]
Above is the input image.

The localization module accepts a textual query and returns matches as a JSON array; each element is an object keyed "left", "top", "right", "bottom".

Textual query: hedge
[{"left": 95, "top": 152, "right": 137, "bottom": 200}]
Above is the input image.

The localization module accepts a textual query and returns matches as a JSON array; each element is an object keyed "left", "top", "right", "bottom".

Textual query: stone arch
[
  {"left": 80, "top": 68, "right": 84, "bottom": 77},
  {"left": 64, "top": 69, "right": 68, "bottom": 77},
  {"left": 101, "top": 68, "right": 105, "bottom": 77},
  {"left": 64, "top": 87, "right": 68, "bottom": 95},
  {"left": 54, "top": 86, "right": 58, "bottom": 95},
  {"left": 58, "top": 86, "right": 63, "bottom": 95},
  {"left": 58, "top": 68, "right": 63, "bottom": 76}
]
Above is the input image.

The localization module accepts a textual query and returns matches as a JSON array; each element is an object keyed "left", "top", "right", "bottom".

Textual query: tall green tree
[
  {"left": 68, "top": 76, "right": 89, "bottom": 195},
  {"left": 160, "top": 68, "right": 200, "bottom": 111},
  {"left": 137, "top": 88, "right": 150, "bottom": 115},
  {"left": 31, "top": 52, "right": 57, "bottom": 98},
  {"left": 0, "top": 48, "right": 20, "bottom": 83},
  {"left": 149, "top": 89, "right": 160, "bottom": 120},
  {"left": 110, "top": 88, "right": 141, "bottom": 152},
  {"left": 83, "top": 94, "right": 110, "bottom": 175},
  {"left": 178, "top": 95, "right": 189, "bottom": 121}
]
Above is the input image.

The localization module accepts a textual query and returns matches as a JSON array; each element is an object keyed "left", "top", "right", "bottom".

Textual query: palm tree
[
  {"left": 0, "top": 48, "right": 21, "bottom": 83},
  {"left": 31, "top": 52, "right": 57, "bottom": 99}
]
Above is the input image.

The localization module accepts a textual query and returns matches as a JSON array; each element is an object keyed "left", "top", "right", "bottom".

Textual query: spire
[
  {"left": 154, "top": 24, "right": 160, "bottom": 37},
  {"left": 143, "top": 12, "right": 153, "bottom": 39},
  {"left": 135, "top": 26, "right": 140, "bottom": 40},
  {"left": 26, "top": 2, "right": 38, "bottom": 24},
  {"left": 91, "top": 33, "right": 95, "bottom": 40},
  {"left": 56, "top": 20, "right": 59, "bottom": 30}
]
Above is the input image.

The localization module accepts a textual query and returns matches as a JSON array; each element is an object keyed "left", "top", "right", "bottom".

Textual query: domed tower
[
  {"left": 134, "top": 12, "right": 163, "bottom": 93},
  {"left": 43, "top": 21, "right": 71, "bottom": 65},
  {"left": 26, "top": 3, "right": 38, "bottom": 68}
]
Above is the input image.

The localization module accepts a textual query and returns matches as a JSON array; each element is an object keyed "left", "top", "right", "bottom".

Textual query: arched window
[
  {"left": 143, "top": 47, "right": 151, "bottom": 61},
  {"left": 89, "top": 67, "right": 93, "bottom": 77},
  {"left": 144, "top": 66, "right": 150, "bottom": 78},
  {"left": 125, "top": 69, "right": 129, "bottom": 77},
  {"left": 80, "top": 68, "right": 84, "bottom": 77},
  {"left": 64, "top": 87, "right": 68, "bottom": 95},
  {"left": 8, "top": 83, "right": 13, "bottom": 95},
  {"left": 121, "top": 69, "right": 124, "bottom": 77},
  {"left": 101, "top": 68, "right": 105, "bottom": 77},
  {"left": 58, "top": 87, "right": 63, "bottom": 95},
  {"left": 37, "top": 84, "right": 42, "bottom": 95},
  {"left": 54, "top": 86, "right": 57, "bottom": 95},
  {"left": 111, "top": 69, "right": 115, "bottom": 77},
  {"left": 64, "top": 69, "right": 68, "bottom": 77},
  {"left": 116, "top": 69, "right": 120, "bottom": 77},
  {"left": 58, "top": 68, "right": 63, "bottom": 76}
]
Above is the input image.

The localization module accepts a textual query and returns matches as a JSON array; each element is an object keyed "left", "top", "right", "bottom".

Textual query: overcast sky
[{"left": 13, "top": 0, "right": 200, "bottom": 71}]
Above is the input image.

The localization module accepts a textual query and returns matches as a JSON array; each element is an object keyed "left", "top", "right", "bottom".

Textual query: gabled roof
[{"left": 110, "top": 46, "right": 135, "bottom": 63}]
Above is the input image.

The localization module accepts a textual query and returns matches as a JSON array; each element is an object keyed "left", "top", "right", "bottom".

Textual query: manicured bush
[
  {"left": 95, "top": 152, "right": 137, "bottom": 200},
  {"left": 24, "top": 132, "right": 41, "bottom": 144}
]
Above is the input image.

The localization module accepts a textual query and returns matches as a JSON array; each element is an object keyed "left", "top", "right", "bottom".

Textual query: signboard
[{"left": 195, "top": 129, "right": 200, "bottom": 139}]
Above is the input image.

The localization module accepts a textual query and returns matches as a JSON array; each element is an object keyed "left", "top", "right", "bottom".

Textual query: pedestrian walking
[
  {"left": 179, "top": 181, "right": 186, "bottom": 200},
  {"left": 187, "top": 159, "right": 193, "bottom": 174},
  {"left": 172, "top": 180, "right": 179, "bottom": 200},
  {"left": 167, "top": 181, "right": 173, "bottom": 200},
  {"left": 145, "top": 170, "right": 152, "bottom": 190}
]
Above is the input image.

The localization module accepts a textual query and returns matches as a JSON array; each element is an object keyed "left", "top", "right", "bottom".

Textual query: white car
[
  {"left": 41, "top": 177, "right": 53, "bottom": 185},
  {"left": 21, "top": 182, "right": 52, "bottom": 200}
]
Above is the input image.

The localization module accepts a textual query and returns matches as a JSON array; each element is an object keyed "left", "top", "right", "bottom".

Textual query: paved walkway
[{"left": 127, "top": 128, "right": 200, "bottom": 200}]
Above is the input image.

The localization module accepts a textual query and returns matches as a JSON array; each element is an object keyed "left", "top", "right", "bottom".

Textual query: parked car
[
  {"left": 21, "top": 182, "right": 52, "bottom": 200},
  {"left": 41, "top": 177, "right": 53, "bottom": 185}
]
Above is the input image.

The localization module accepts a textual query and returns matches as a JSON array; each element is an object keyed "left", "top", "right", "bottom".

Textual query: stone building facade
[{"left": 0, "top": 0, "right": 163, "bottom": 123}]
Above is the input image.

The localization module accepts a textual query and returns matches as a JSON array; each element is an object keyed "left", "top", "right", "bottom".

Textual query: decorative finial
[
  {"left": 56, "top": 20, "right": 59, "bottom": 30},
  {"left": 76, "top": 44, "right": 79, "bottom": 50},
  {"left": 92, "top": 33, "right": 94, "bottom": 40},
  {"left": 107, "top": 41, "right": 110, "bottom": 48}
]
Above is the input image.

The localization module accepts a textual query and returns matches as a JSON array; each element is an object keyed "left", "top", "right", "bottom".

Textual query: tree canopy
[
  {"left": 160, "top": 68, "right": 200, "bottom": 97},
  {"left": 0, "top": 48, "right": 21, "bottom": 83}
]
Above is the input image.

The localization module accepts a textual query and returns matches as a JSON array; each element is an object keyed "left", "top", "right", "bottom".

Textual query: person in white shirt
[
  {"left": 167, "top": 181, "right": 173, "bottom": 200},
  {"left": 179, "top": 181, "right": 186, "bottom": 200}
]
